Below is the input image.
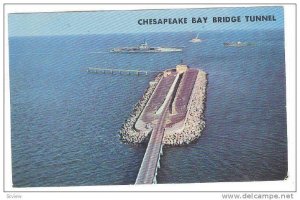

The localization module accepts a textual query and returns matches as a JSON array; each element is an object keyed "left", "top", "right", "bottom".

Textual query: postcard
[{"left": 7, "top": 6, "right": 288, "bottom": 188}]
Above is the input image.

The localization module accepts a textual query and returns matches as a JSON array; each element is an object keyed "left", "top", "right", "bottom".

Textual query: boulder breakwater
[
  {"left": 163, "top": 70, "right": 207, "bottom": 145},
  {"left": 119, "top": 65, "right": 208, "bottom": 146},
  {"left": 119, "top": 73, "right": 163, "bottom": 143}
]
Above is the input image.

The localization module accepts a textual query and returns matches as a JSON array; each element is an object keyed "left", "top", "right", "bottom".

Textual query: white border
[{"left": 2, "top": 3, "right": 297, "bottom": 194}]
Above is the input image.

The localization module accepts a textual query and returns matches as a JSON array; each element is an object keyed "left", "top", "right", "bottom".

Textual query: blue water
[{"left": 9, "top": 30, "right": 287, "bottom": 187}]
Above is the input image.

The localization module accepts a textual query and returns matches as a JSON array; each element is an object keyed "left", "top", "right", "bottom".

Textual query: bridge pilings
[{"left": 87, "top": 67, "right": 156, "bottom": 76}]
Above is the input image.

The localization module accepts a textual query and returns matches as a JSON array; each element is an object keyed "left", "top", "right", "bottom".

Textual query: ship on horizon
[
  {"left": 224, "top": 41, "right": 256, "bottom": 47},
  {"left": 189, "top": 33, "right": 202, "bottom": 43},
  {"left": 110, "top": 40, "right": 183, "bottom": 53}
]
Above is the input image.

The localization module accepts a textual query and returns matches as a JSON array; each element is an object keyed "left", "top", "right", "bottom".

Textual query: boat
[
  {"left": 189, "top": 33, "right": 202, "bottom": 43},
  {"left": 223, "top": 41, "right": 255, "bottom": 47},
  {"left": 110, "top": 40, "right": 183, "bottom": 53}
]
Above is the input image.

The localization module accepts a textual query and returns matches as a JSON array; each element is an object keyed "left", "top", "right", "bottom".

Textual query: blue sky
[{"left": 8, "top": 6, "right": 284, "bottom": 37}]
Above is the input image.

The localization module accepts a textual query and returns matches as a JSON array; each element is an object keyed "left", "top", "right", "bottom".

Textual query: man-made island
[{"left": 120, "top": 64, "right": 207, "bottom": 146}]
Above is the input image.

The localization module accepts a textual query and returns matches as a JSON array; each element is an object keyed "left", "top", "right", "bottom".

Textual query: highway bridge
[
  {"left": 135, "top": 73, "right": 181, "bottom": 184},
  {"left": 135, "top": 97, "right": 170, "bottom": 184}
]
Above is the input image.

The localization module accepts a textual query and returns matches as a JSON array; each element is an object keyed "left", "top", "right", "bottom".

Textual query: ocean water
[{"left": 9, "top": 30, "right": 287, "bottom": 187}]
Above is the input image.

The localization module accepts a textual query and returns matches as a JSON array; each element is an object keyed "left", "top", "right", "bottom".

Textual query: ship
[
  {"left": 110, "top": 40, "right": 183, "bottom": 53},
  {"left": 224, "top": 41, "right": 255, "bottom": 47},
  {"left": 189, "top": 33, "right": 202, "bottom": 43}
]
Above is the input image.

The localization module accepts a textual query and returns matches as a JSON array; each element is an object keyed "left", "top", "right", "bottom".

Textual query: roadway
[{"left": 135, "top": 97, "right": 170, "bottom": 184}]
